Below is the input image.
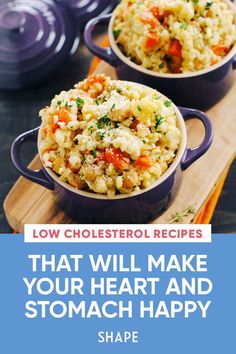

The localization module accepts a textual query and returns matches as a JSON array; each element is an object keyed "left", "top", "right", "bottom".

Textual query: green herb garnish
[
  {"left": 180, "top": 23, "right": 188, "bottom": 30},
  {"left": 88, "top": 126, "right": 94, "bottom": 133},
  {"left": 111, "top": 103, "right": 116, "bottom": 111},
  {"left": 116, "top": 88, "right": 123, "bottom": 94},
  {"left": 97, "top": 131, "right": 106, "bottom": 139},
  {"left": 96, "top": 114, "right": 111, "bottom": 129},
  {"left": 137, "top": 105, "right": 142, "bottom": 112},
  {"left": 205, "top": 1, "right": 213, "bottom": 10},
  {"left": 76, "top": 97, "right": 84, "bottom": 108},
  {"left": 154, "top": 114, "right": 165, "bottom": 130},
  {"left": 113, "top": 29, "right": 121, "bottom": 39},
  {"left": 168, "top": 205, "right": 196, "bottom": 224},
  {"left": 164, "top": 100, "right": 172, "bottom": 107},
  {"left": 57, "top": 100, "right": 62, "bottom": 105},
  {"left": 92, "top": 149, "right": 97, "bottom": 158},
  {"left": 159, "top": 63, "right": 164, "bottom": 69},
  {"left": 193, "top": 0, "right": 199, "bottom": 5}
]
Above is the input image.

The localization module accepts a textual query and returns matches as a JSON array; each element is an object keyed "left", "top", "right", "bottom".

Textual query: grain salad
[
  {"left": 113, "top": 0, "right": 236, "bottom": 73},
  {"left": 39, "top": 75, "right": 181, "bottom": 197}
]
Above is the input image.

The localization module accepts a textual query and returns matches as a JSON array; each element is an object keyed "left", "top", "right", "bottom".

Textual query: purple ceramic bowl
[
  {"left": 11, "top": 84, "right": 213, "bottom": 224},
  {"left": 84, "top": 0, "right": 236, "bottom": 110}
]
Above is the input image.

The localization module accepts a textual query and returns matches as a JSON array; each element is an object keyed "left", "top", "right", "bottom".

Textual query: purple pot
[
  {"left": 84, "top": 2, "right": 236, "bottom": 110},
  {"left": 61, "top": 0, "right": 119, "bottom": 29},
  {"left": 11, "top": 104, "right": 213, "bottom": 224},
  {"left": 0, "top": 0, "right": 80, "bottom": 90}
]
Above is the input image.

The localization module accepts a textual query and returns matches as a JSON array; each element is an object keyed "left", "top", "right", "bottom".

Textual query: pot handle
[
  {"left": 11, "top": 127, "right": 54, "bottom": 190},
  {"left": 84, "top": 14, "right": 119, "bottom": 67},
  {"left": 179, "top": 107, "right": 213, "bottom": 170},
  {"left": 233, "top": 55, "right": 236, "bottom": 70}
]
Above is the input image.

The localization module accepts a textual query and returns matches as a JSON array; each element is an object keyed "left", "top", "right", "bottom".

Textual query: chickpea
[
  {"left": 52, "top": 157, "right": 63, "bottom": 174},
  {"left": 69, "top": 175, "right": 86, "bottom": 189},
  {"left": 122, "top": 170, "right": 139, "bottom": 189},
  {"left": 85, "top": 167, "right": 96, "bottom": 182}
]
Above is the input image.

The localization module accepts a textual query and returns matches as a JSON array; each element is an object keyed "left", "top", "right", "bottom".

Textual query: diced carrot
[
  {"left": 212, "top": 45, "right": 230, "bottom": 57},
  {"left": 163, "top": 10, "right": 172, "bottom": 17},
  {"left": 58, "top": 108, "right": 70, "bottom": 124},
  {"left": 98, "top": 148, "right": 129, "bottom": 170},
  {"left": 135, "top": 156, "right": 154, "bottom": 170},
  {"left": 49, "top": 116, "right": 60, "bottom": 133},
  {"left": 141, "top": 12, "right": 158, "bottom": 28},
  {"left": 145, "top": 31, "right": 160, "bottom": 49},
  {"left": 149, "top": 5, "right": 171, "bottom": 21},
  {"left": 149, "top": 5, "right": 161, "bottom": 20},
  {"left": 87, "top": 74, "right": 106, "bottom": 86},
  {"left": 165, "top": 39, "right": 182, "bottom": 72},
  {"left": 70, "top": 96, "right": 75, "bottom": 101},
  {"left": 194, "top": 58, "right": 202, "bottom": 70},
  {"left": 51, "top": 124, "right": 60, "bottom": 134},
  {"left": 167, "top": 39, "right": 182, "bottom": 57},
  {"left": 211, "top": 58, "right": 219, "bottom": 65},
  {"left": 49, "top": 109, "right": 70, "bottom": 134},
  {"left": 85, "top": 74, "right": 106, "bottom": 98},
  {"left": 171, "top": 56, "right": 182, "bottom": 73},
  {"left": 66, "top": 162, "right": 79, "bottom": 173}
]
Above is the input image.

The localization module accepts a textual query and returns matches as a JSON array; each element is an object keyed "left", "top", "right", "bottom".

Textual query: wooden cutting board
[{"left": 3, "top": 61, "right": 236, "bottom": 233}]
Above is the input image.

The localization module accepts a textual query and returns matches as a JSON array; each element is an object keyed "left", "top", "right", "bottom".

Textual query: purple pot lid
[
  {"left": 63, "top": 0, "right": 119, "bottom": 28},
  {"left": 0, "top": 0, "right": 80, "bottom": 89}
]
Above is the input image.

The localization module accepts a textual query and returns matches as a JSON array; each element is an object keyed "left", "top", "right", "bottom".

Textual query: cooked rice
[
  {"left": 39, "top": 75, "right": 181, "bottom": 197},
  {"left": 113, "top": 0, "right": 236, "bottom": 73}
]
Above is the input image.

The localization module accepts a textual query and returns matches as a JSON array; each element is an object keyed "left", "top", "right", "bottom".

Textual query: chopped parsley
[
  {"left": 159, "top": 62, "right": 164, "bottom": 69},
  {"left": 193, "top": 0, "right": 199, "bottom": 5},
  {"left": 164, "top": 100, "right": 172, "bottom": 107},
  {"left": 110, "top": 103, "right": 116, "bottom": 111},
  {"left": 116, "top": 88, "right": 123, "bottom": 94},
  {"left": 97, "top": 131, "right": 106, "bottom": 139},
  {"left": 137, "top": 105, "right": 142, "bottom": 112},
  {"left": 76, "top": 97, "right": 84, "bottom": 108},
  {"left": 92, "top": 149, "right": 97, "bottom": 158},
  {"left": 180, "top": 23, "right": 188, "bottom": 30},
  {"left": 113, "top": 29, "right": 121, "bottom": 39},
  {"left": 154, "top": 114, "right": 165, "bottom": 130},
  {"left": 96, "top": 114, "right": 111, "bottom": 129},
  {"left": 57, "top": 100, "right": 62, "bottom": 105},
  {"left": 65, "top": 102, "right": 72, "bottom": 108},
  {"left": 205, "top": 1, "right": 213, "bottom": 10},
  {"left": 94, "top": 96, "right": 107, "bottom": 105},
  {"left": 88, "top": 126, "right": 94, "bottom": 133}
]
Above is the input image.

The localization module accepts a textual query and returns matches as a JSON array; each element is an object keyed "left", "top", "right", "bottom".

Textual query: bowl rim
[
  {"left": 38, "top": 81, "right": 187, "bottom": 201},
  {"left": 108, "top": 0, "right": 236, "bottom": 79}
]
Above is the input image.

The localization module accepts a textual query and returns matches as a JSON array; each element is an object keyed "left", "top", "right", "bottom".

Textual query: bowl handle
[
  {"left": 233, "top": 55, "right": 236, "bottom": 70},
  {"left": 11, "top": 127, "right": 54, "bottom": 190},
  {"left": 179, "top": 107, "right": 213, "bottom": 170},
  {"left": 84, "top": 14, "right": 119, "bottom": 67}
]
